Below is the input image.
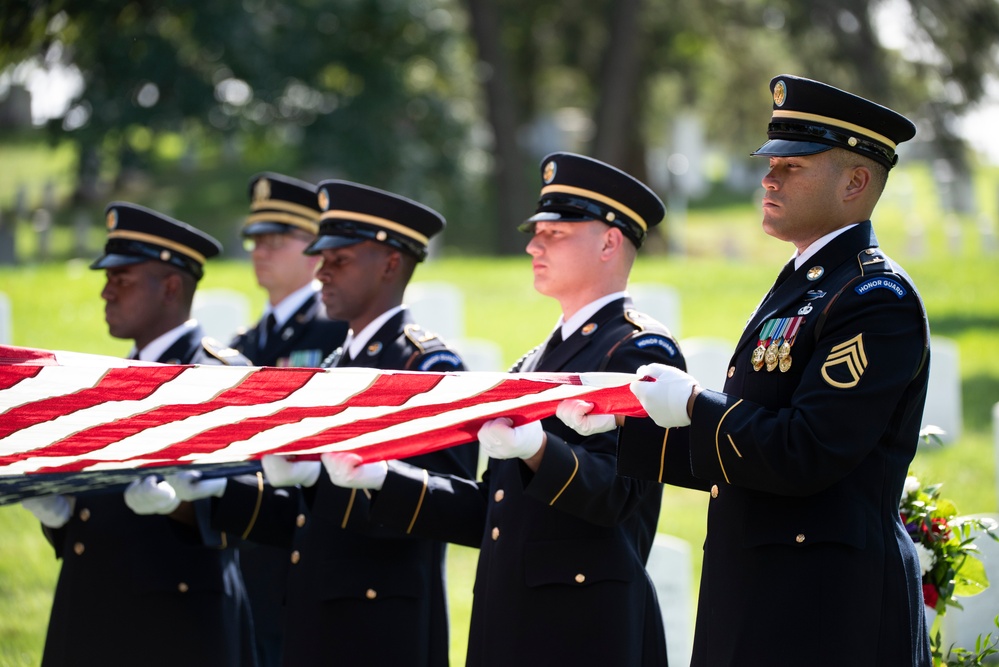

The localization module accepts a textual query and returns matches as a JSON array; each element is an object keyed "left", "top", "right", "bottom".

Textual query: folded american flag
[{"left": 0, "top": 345, "right": 644, "bottom": 504}]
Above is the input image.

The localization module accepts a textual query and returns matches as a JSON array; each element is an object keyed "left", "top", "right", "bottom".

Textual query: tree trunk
[
  {"left": 591, "top": 0, "right": 644, "bottom": 168},
  {"left": 464, "top": 0, "right": 533, "bottom": 255}
]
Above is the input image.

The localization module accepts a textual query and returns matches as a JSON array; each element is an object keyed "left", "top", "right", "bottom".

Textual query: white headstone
[
  {"left": 681, "top": 337, "right": 733, "bottom": 392},
  {"left": 646, "top": 533, "right": 694, "bottom": 667},
  {"left": 922, "top": 337, "right": 962, "bottom": 444},
  {"left": 628, "top": 283, "right": 681, "bottom": 338},
  {"left": 405, "top": 281, "right": 464, "bottom": 342},
  {"left": 453, "top": 337, "right": 505, "bottom": 372},
  {"left": 0, "top": 291, "right": 11, "bottom": 344},
  {"left": 940, "top": 513, "right": 999, "bottom": 656},
  {"left": 192, "top": 288, "right": 252, "bottom": 344}
]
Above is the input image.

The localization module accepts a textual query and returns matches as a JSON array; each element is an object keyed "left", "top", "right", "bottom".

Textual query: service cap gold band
[
  {"left": 772, "top": 110, "right": 897, "bottom": 149},
  {"left": 244, "top": 212, "right": 319, "bottom": 235},
  {"left": 107, "top": 230, "right": 206, "bottom": 264},
  {"left": 539, "top": 184, "right": 648, "bottom": 232},
  {"left": 320, "top": 209, "right": 430, "bottom": 246},
  {"left": 251, "top": 199, "right": 319, "bottom": 220}
]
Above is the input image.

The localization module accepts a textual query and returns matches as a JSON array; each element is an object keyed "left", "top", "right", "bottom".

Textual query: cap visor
[
  {"left": 243, "top": 221, "right": 294, "bottom": 236},
  {"left": 751, "top": 139, "right": 833, "bottom": 158},
  {"left": 518, "top": 210, "right": 596, "bottom": 233},
  {"left": 304, "top": 234, "right": 364, "bottom": 255},
  {"left": 89, "top": 253, "right": 148, "bottom": 270}
]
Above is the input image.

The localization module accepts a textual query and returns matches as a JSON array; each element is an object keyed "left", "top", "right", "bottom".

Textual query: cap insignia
[
  {"left": 160, "top": 249, "right": 172, "bottom": 262},
  {"left": 366, "top": 341, "right": 383, "bottom": 356},
  {"left": 253, "top": 178, "right": 271, "bottom": 203},
  {"left": 543, "top": 160, "right": 557, "bottom": 184},
  {"left": 806, "top": 266, "right": 824, "bottom": 281},
  {"left": 106, "top": 210, "right": 118, "bottom": 230},
  {"left": 581, "top": 322, "right": 597, "bottom": 336},
  {"left": 773, "top": 80, "right": 787, "bottom": 107},
  {"left": 318, "top": 187, "right": 330, "bottom": 211}
]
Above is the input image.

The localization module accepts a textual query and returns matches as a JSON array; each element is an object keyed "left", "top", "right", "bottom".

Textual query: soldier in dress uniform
[
  {"left": 230, "top": 172, "right": 348, "bottom": 369},
  {"left": 561, "top": 75, "right": 932, "bottom": 666},
  {"left": 21, "top": 202, "right": 257, "bottom": 667},
  {"left": 322, "top": 153, "right": 707, "bottom": 666},
  {"left": 226, "top": 172, "right": 348, "bottom": 667},
  {"left": 200, "top": 181, "right": 479, "bottom": 666}
]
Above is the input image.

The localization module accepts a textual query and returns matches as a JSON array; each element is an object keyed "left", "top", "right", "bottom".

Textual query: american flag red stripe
[{"left": 0, "top": 345, "right": 646, "bottom": 503}]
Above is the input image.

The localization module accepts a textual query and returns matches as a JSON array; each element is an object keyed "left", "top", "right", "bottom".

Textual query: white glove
[
  {"left": 124, "top": 475, "right": 181, "bottom": 515},
  {"left": 261, "top": 454, "right": 322, "bottom": 488},
  {"left": 22, "top": 494, "right": 75, "bottom": 529},
  {"left": 478, "top": 418, "right": 545, "bottom": 460},
  {"left": 630, "top": 363, "right": 699, "bottom": 428},
  {"left": 164, "top": 470, "right": 228, "bottom": 501},
  {"left": 556, "top": 399, "right": 617, "bottom": 436},
  {"left": 321, "top": 453, "right": 388, "bottom": 490}
]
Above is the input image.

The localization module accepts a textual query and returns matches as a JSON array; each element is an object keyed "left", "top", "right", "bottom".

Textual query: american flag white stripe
[{"left": 0, "top": 346, "right": 647, "bottom": 490}]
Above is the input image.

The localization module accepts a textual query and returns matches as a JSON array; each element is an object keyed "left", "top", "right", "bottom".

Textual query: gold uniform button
[
  {"left": 491, "top": 527, "right": 500, "bottom": 541},
  {"left": 795, "top": 534, "right": 806, "bottom": 544},
  {"left": 365, "top": 588, "right": 377, "bottom": 600},
  {"left": 574, "top": 573, "right": 586, "bottom": 584},
  {"left": 290, "top": 550, "right": 301, "bottom": 564},
  {"left": 727, "top": 366, "right": 735, "bottom": 378},
  {"left": 79, "top": 508, "right": 91, "bottom": 521},
  {"left": 73, "top": 542, "right": 85, "bottom": 555},
  {"left": 494, "top": 489, "right": 505, "bottom": 502},
  {"left": 178, "top": 582, "right": 189, "bottom": 593},
  {"left": 296, "top": 513, "right": 306, "bottom": 528},
  {"left": 710, "top": 485, "right": 719, "bottom": 499}
]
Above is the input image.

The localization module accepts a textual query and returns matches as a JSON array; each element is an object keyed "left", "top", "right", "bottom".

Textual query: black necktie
[
  {"left": 263, "top": 313, "right": 278, "bottom": 346},
  {"left": 773, "top": 259, "right": 796, "bottom": 290},
  {"left": 540, "top": 328, "right": 563, "bottom": 363}
]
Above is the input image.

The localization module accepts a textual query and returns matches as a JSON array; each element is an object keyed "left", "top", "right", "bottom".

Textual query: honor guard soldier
[
  {"left": 197, "top": 181, "right": 479, "bottom": 667},
  {"left": 231, "top": 172, "right": 348, "bottom": 369},
  {"left": 561, "top": 75, "right": 932, "bottom": 666},
  {"left": 22, "top": 203, "right": 257, "bottom": 667},
  {"left": 225, "top": 173, "right": 349, "bottom": 666},
  {"left": 323, "top": 153, "right": 707, "bottom": 666}
]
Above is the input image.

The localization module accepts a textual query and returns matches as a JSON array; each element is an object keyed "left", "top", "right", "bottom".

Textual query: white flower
[
  {"left": 903, "top": 476, "right": 921, "bottom": 497},
  {"left": 914, "top": 542, "right": 936, "bottom": 576}
]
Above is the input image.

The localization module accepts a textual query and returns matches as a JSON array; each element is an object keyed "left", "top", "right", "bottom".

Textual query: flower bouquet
[{"left": 899, "top": 466, "right": 999, "bottom": 665}]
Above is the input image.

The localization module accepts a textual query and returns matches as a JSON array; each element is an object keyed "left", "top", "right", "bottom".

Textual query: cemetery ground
[{"left": 0, "top": 160, "right": 997, "bottom": 666}]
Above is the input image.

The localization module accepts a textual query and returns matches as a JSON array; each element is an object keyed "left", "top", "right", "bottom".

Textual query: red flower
[{"left": 922, "top": 582, "right": 939, "bottom": 610}]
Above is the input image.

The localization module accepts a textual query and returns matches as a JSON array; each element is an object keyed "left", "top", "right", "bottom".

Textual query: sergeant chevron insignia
[{"left": 820, "top": 333, "right": 867, "bottom": 388}]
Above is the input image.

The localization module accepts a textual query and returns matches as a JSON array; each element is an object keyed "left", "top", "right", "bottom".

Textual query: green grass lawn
[{"left": 0, "top": 159, "right": 997, "bottom": 665}]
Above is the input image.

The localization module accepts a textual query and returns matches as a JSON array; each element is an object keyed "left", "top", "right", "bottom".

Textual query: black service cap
[
  {"left": 750, "top": 74, "right": 916, "bottom": 169},
  {"left": 90, "top": 202, "right": 221, "bottom": 280},
  {"left": 243, "top": 172, "right": 320, "bottom": 237},
  {"left": 520, "top": 152, "right": 665, "bottom": 248},
  {"left": 305, "top": 180, "right": 445, "bottom": 261}
]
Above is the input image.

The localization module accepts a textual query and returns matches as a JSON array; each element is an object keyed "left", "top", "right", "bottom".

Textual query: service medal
[
  {"left": 779, "top": 354, "right": 792, "bottom": 373},
  {"left": 765, "top": 341, "right": 779, "bottom": 371},
  {"left": 751, "top": 345, "right": 766, "bottom": 371}
]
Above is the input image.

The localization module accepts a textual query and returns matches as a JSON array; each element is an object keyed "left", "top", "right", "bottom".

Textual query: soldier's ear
[{"left": 843, "top": 165, "right": 871, "bottom": 202}]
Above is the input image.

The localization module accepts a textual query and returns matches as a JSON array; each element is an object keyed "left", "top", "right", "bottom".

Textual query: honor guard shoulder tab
[
  {"left": 600, "top": 309, "right": 681, "bottom": 370},
  {"left": 200, "top": 337, "right": 252, "bottom": 366}
]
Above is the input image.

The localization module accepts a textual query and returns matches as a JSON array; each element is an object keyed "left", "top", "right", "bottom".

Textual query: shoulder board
[
  {"left": 623, "top": 308, "right": 674, "bottom": 337},
  {"left": 856, "top": 247, "right": 895, "bottom": 275},
  {"left": 403, "top": 323, "right": 441, "bottom": 354},
  {"left": 200, "top": 336, "right": 252, "bottom": 366}
]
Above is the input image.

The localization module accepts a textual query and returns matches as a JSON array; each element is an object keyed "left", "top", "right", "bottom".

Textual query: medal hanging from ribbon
[
  {"left": 752, "top": 319, "right": 779, "bottom": 371},
  {"left": 753, "top": 316, "right": 804, "bottom": 372}
]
